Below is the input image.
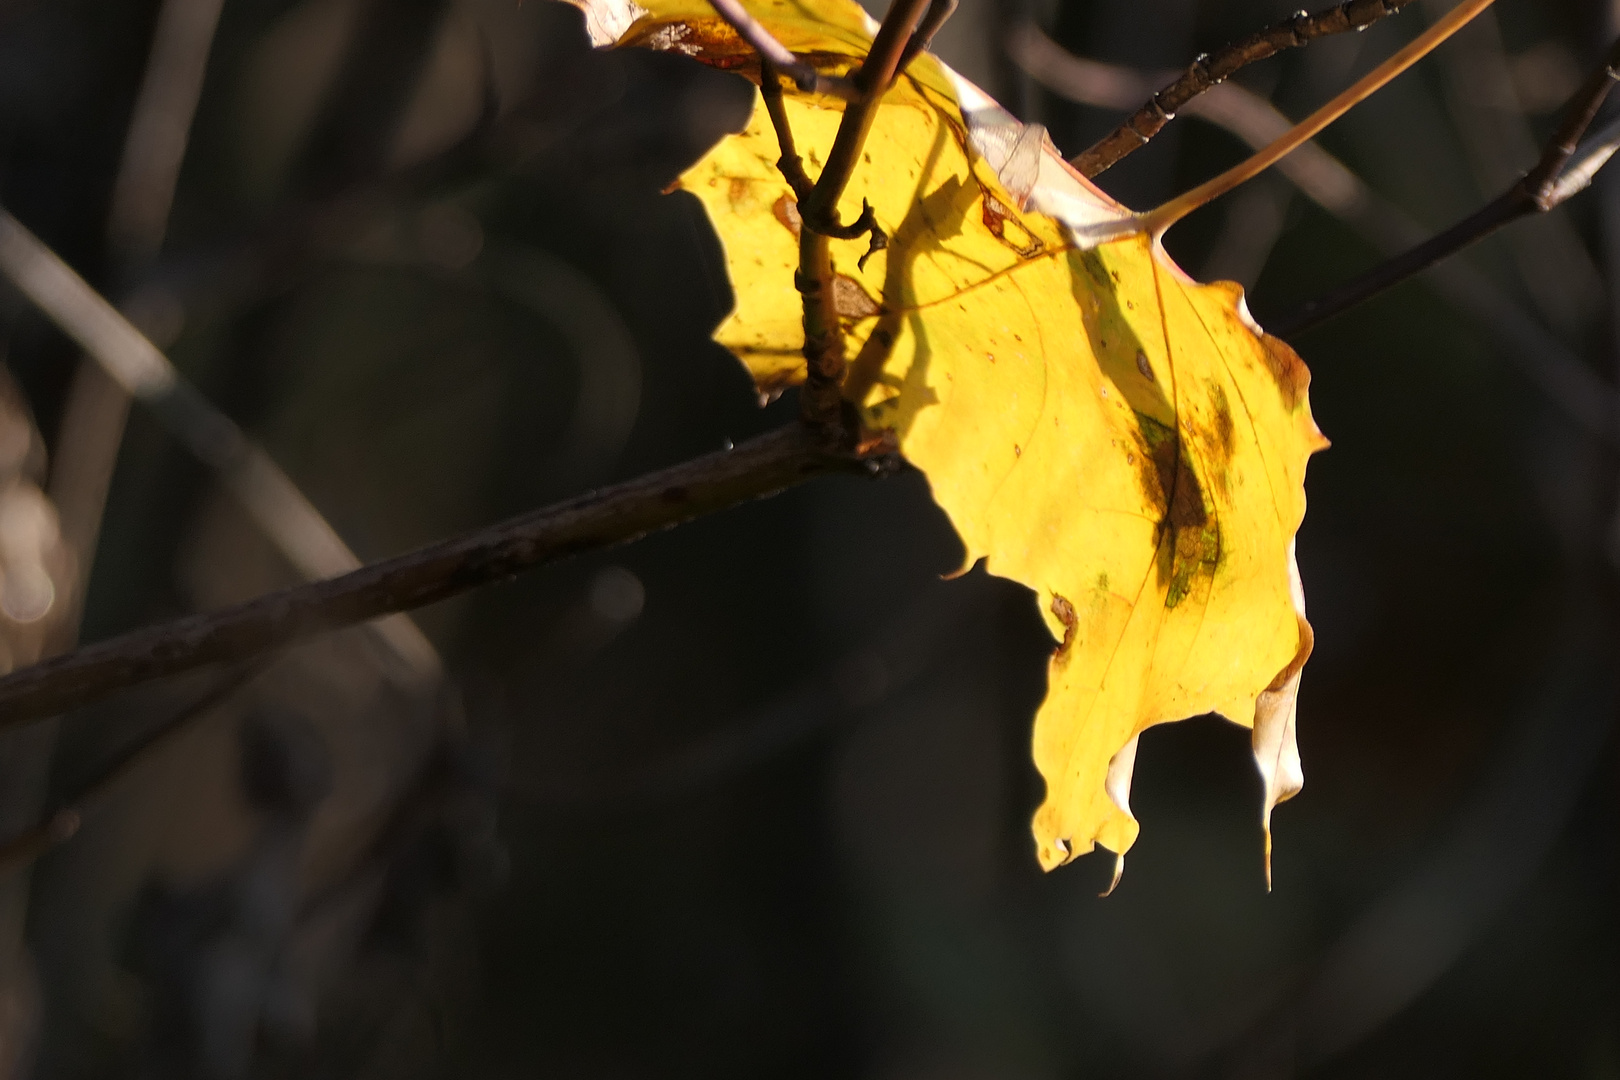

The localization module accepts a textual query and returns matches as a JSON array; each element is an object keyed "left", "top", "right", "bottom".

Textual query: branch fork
[{"left": 717, "top": 0, "right": 949, "bottom": 425}]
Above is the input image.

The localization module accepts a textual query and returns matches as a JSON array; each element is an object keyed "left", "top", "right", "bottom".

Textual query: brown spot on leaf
[
  {"left": 1208, "top": 381, "right": 1235, "bottom": 463},
  {"left": 1258, "top": 335, "right": 1311, "bottom": 410},
  {"left": 980, "top": 193, "right": 1045, "bottom": 258},
  {"left": 1051, "top": 594, "right": 1078, "bottom": 664},
  {"left": 727, "top": 176, "right": 749, "bottom": 207},
  {"left": 1129, "top": 414, "right": 1220, "bottom": 609},
  {"left": 772, "top": 194, "right": 803, "bottom": 237},
  {"left": 831, "top": 275, "right": 881, "bottom": 320},
  {"left": 1135, "top": 351, "right": 1153, "bottom": 381}
]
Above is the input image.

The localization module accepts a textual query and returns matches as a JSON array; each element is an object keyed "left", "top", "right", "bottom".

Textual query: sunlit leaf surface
[{"left": 575, "top": 0, "right": 1325, "bottom": 876}]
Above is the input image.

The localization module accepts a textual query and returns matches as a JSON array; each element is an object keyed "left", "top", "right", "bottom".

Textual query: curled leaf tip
[{"left": 1099, "top": 853, "right": 1125, "bottom": 898}]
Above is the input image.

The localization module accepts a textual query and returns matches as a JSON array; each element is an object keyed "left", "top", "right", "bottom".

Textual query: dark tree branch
[
  {"left": 1275, "top": 34, "right": 1620, "bottom": 339},
  {"left": 1073, "top": 0, "right": 1413, "bottom": 179},
  {"left": 0, "top": 426, "right": 897, "bottom": 728}
]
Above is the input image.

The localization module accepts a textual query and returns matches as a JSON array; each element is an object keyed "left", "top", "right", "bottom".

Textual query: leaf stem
[{"left": 1140, "top": 0, "right": 1498, "bottom": 240}]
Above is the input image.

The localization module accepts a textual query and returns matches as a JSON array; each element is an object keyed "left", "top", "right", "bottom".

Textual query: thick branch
[
  {"left": 1274, "top": 33, "right": 1620, "bottom": 337},
  {"left": 0, "top": 425, "right": 893, "bottom": 727},
  {"left": 1073, "top": 0, "right": 1413, "bottom": 179}
]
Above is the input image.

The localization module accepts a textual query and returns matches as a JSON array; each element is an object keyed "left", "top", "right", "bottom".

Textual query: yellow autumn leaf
[{"left": 573, "top": 0, "right": 1325, "bottom": 878}]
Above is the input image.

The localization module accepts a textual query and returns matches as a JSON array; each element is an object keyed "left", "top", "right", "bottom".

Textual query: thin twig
[
  {"left": 1011, "top": 31, "right": 1620, "bottom": 441},
  {"left": 1073, "top": 0, "right": 1414, "bottom": 179},
  {"left": 0, "top": 425, "right": 897, "bottom": 728},
  {"left": 1275, "top": 33, "right": 1620, "bottom": 337},
  {"left": 0, "top": 663, "right": 264, "bottom": 874},
  {"left": 0, "top": 210, "right": 443, "bottom": 687},
  {"left": 897, "top": 0, "right": 959, "bottom": 73},
  {"left": 760, "top": 60, "right": 816, "bottom": 202}
]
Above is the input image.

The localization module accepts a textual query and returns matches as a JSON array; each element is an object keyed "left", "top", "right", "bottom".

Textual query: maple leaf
[{"left": 572, "top": 0, "right": 1326, "bottom": 881}]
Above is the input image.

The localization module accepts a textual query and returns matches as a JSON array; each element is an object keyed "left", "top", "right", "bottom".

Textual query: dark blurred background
[{"left": 0, "top": 0, "right": 1614, "bottom": 1076}]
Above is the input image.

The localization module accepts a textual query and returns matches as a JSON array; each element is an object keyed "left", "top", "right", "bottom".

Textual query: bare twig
[
  {"left": 0, "top": 210, "right": 443, "bottom": 687},
  {"left": 0, "top": 663, "right": 264, "bottom": 874},
  {"left": 1009, "top": 24, "right": 1367, "bottom": 210},
  {"left": 1073, "top": 0, "right": 1414, "bottom": 179},
  {"left": 1012, "top": 30, "right": 1620, "bottom": 441},
  {"left": 896, "top": 0, "right": 959, "bottom": 73},
  {"left": 760, "top": 60, "right": 816, "bottom": 202},
  {"left": 0, "top": 425, "right": 895, "bottom": 728},
  {"left": 1274, "top": 33, "right": 1620, "bottom": 337}
]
